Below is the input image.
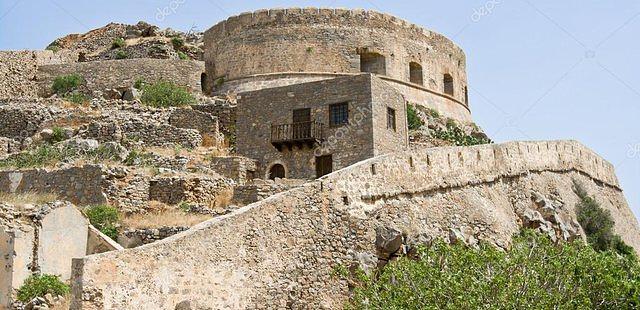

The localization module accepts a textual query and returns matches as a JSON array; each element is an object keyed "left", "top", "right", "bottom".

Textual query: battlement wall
[
  {"left": 71, "top": 140, "right": 639, "bottom": 309},
  {"left": 36, "top": 59, "right": 204, "bottom": 97},
  {"left": 204, "top": 8, "right": 470, "bottom": 121}
]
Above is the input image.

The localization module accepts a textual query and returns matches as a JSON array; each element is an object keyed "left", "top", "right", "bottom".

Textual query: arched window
[
  {"left": 200, "top": 73, "right": 207, "bottom": 94},
  {"left": 268, "top": 164, "right": 286, "bottom": 180},
  {"left": 444, "top": 74, "right": 454, "bottom": 96},
  {"left": 360, "top": 52, "right": 386, "bottom": 75},
  {"left": 409, "top": 62, "right": 423, "bottom": 85}
]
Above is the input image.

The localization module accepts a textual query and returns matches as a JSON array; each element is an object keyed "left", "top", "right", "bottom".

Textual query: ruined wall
[
  {"left": 237, "top": 74, "right": 407, "bottom": 179},
  {"left": 71, "top": 140, "right": 640, "bottom": 309},
  {"left": 209, "top": 156, "right": 257, "bottom": 185},
  {"left": 204, "top": 8, "right": 470, "bottom": 122},
  {"left": 36, "top": 59, "right": 204, "bottom": 97},
  {"left": 0, "top": 165, "right": 107, "bottom": 206},
  {"left": 0, "top": 50, "right": 77, "bottom": 98},
  {"left": 192, "top": 102, "right": 236, "bottom": 137}
]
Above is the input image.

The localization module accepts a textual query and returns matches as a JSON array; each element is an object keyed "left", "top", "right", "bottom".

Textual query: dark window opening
[
  {"left": 200, "top": 73, "right": 207, "bottom": 94},
  {"left": 409, "top": 62, "right": 423, "bottom": 85},
  {"left": 444, "top": 74, "right": 454, "bottom": 96},
  {"left": 360, "top": 52, "right": 386, "bottom": 75},
  {"left": 387, "top": 107, "right": 396, "bottom": 131},
  {"left": 329, "top": 102, "right": 349, "bottom": 127},
  {"left": 269, "top": 164, "right": 285, "bottom": 180},
  {"left": 316, "top": 155, "right": 333, "bottom": 178},
  {"left": 464, "top": 86, "right": 469, "bottom": 106}
]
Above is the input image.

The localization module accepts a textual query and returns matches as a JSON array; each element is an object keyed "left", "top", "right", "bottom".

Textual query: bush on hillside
[
  {"left": 345, "top": 230, "right": 640, "bottom": 309},
  {"left": 574, "top": 180, "right": 634, "bottom": 256},
  {"left": 52, "top": 74, "right": 83, "bottom": 95},
  {"left": 85, "top": 205, "right": 120, "bottom": 240},
  {"left": 17, "top": 274, "right": 70, "bottom": 302},
  {"left": 111, "top": 37, "right": 125, "bottom": 49},
  {"left": 140, "top": 80, "right": 196, "bottom": 107},
  {"left": 432, "top": 122, "right": 492, "bottom": 146}
]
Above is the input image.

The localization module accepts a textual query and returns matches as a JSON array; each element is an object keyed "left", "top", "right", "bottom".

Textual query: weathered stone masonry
[
  {"left": 70, "top": 140, "right": 640, "bottom": 309},
  {"left": 36, "top": 59, "right": 204, "bottom": 97},
  {"left": 204, "top": 8, "right": 471, "bottom": 122}
]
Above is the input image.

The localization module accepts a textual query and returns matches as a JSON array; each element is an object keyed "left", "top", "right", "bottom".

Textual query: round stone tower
[{"left": 204, "top": 8, "right": 471, "bottom": 122}]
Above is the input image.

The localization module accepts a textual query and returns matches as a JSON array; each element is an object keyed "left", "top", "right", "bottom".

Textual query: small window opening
[
  {"left": 444, "top": 74, "right": 454, "bottom": 96},
  {"left": 387, "top": 107, "right": 396, "bottom": 131},
  {"left": 409, "top": 62, "right": 423, "bottom": 85},
  {"left": 329, "top": 102, "right": 349, "bottom": 127},
  {"left": 360, "top": 52, "right": 386, "bottom": 75}
]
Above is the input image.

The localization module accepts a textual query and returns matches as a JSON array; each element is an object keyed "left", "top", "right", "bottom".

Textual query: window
[
  {"left": 200, "top": 73, "right": 207, "bottom": 94},
  {"left": 316, "top": 155, "right": 333, "bottom": 178},
  {"left": 409, "top": 62, "right": 423, "bottom": 85},
  {"left": 360, "top": 52, "right": 386, "bottom": 75},
  {"left": 268, "top": 164, "right": 286, "bottom": 180},
  {"left": 444, "top": 74, "right": 454, "bottom": 96},
  {"left": 387, "top": 107, "right": 396, "bottom": 131},
  {"left": 330, "top": 102, "right": 349, "bottom": 127},
  {"left": 464, "top": 86, "right": 469, "bottom": 106}
]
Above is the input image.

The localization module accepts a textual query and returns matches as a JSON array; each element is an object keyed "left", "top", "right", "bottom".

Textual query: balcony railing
[{"left": 271, "top": 121, "right": 324, "bottom": 151}]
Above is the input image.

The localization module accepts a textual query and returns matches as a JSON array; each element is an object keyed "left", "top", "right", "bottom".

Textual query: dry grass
[
  {"left": 121, "top": 207, "right": 212, "bottom": 229},
  {"left": 0, "top": 192, "right": 59, "bottom": 206}
]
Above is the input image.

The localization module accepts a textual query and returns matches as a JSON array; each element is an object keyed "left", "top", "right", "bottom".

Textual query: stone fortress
[{"left": 0, "top": 7, "right": 637, "bottom": 310}]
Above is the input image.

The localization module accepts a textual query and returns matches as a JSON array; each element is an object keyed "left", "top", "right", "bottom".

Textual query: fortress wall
[
  {"left": 204, "top": 8, "right": 469, "bottom": 121},
  {"left": 0, "top": 165, "right": 107, "bottom": 206},
  {"left": 0, "top": 50, "right": 77, "bottom": 98},
  {"left": 71, "top": 140, "right": 640, "bottom": 309},
  {"left": 36, "top": 59, "right": 204, "bottom": 97}
]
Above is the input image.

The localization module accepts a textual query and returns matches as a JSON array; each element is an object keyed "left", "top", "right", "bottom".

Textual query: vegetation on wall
[
  {"left": 171, "top": 37, "right": 184, "bottom": 50},
  {"left": 432, "top": 121, "right": 492, "bottom": 146},
  {"left": 0, "top": 144, "right": 122, "bottom": 169},
  {"left": 406, "top": 104, "right": 424, "bottom": 130},
  {"left": 52, "top": 73, "right": 88, "bottom": 104},
  {"left": 140, "top": 80, "right": 196, "bottom": 107},
  {"left": 17, "top": 274, "right": 70, "bottom": 302},
  {"left": 115, "top": 50, "right": 129, "bottom": 60},
  {"left": 345, "top": 230, "right": 640, "bottom": 309},
  {"left": 85, "top": 205, "right": 120, "bottom": 240},
  {"left": 574, "top": 180, "right": 635, "bottom": 256}
]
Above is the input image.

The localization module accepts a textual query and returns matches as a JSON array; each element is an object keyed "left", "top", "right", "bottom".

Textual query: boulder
[{"left": 375, "top": 226, "right": 403, "bottom": 257}]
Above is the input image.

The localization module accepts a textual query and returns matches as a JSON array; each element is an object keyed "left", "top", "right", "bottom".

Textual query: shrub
[
  {"left": 140, "top": 80, "right": 196, "bottom": 107},
  {"left": 177, "top": 51, "right": 189, "bottom": 60},
  {"left": 171, "top": 36, "right": 184, "bottom": 49},
  {"left": 406, "top": 104, "right": 424, "bottom": 130},
  {"left": 115, "top": 50, "right": 129, "bottom": 59},
  {"left": 111, "top": 37, "right": 125, "bottom": 49},
  {"left": 17, "top": 274, "right": 70, "bottom": 302},
  {"left": 574, "top": 180, "right": 634, "bottom": 256},
  {"left": 52, "top": 74, "right": 83, "bottom": 95},
  {"left": 134, "top": 78, "right": 145, "bottom": 89},
  {"left": 45, "top": 43, "right": 60, "bottom": 53},
  {"left": 432, "top": 122, "right": 492, "bottom": 146},
  {"left": 50, "top": 127, "right": 66, "bottom": 144},
  {"left": 346, "top": 230, "right": 640, "bottom": 309},
  {"left": 63, "top": 92, "right": 88, "bottom": 104},
  {"left": 85, "top": 205, "right": 119, "bottom": 240},
  {"left": 0, "top": 145, "right": 71, "bottom": 169},
  {"left": 214, "top": 77, "right": 225, "bottom": 87},
  {"left": 426, "top": 107, "right": 440, "bottom": 118}
]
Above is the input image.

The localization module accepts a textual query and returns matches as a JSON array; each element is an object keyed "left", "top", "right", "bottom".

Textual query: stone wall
[
  {"left": 1, "top": 202, "right": 88, "bottom": 309},
  {"left": 36, "top": 59, "right": 204, "bottom": 97},
  {"left": 0, "top": 100, "right": 61, "bottom": 140},
  {"left": 71, "top": 140, "right": 640, "bottom": 309},
  {"left": 0, "top": 50, "right": 77, "bottom": 98},
  {"left": 148, "top": 174, "right": 233, "bottom": 206},
  {"left": 237, "top": 74, "right": 407, "bottom": 179},
  {"left": 204, "top": 8, "right": 470, "bottom": 122},
  {"left": 232, "top": 178, "right": 306, "bottom": 206},
  {"left": 192, "top": 101, "right": 237, "bottom": 137},
  {"left": 209, "top": 156, "right": 257, "bottom": 185},
  {"left": 0, "top": 165, "right": 107, "bottom": 206}
]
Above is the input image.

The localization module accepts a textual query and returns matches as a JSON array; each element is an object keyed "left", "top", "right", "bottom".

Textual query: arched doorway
[
  {"left": 200, "top": 73, "right": 207, "bottom": 94},
  {"left": 268, "top": 164, "right": 286, "bottom": 180}
]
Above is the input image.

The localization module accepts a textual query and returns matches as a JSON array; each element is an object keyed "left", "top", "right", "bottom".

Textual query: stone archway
[{"left": 268, "top": 164, "right": 286, "bottom": 180}]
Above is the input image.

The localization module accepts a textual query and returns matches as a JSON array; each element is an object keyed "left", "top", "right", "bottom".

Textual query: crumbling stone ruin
[{"left": 0, "top": 7, "right": 638, "bottom": 310}]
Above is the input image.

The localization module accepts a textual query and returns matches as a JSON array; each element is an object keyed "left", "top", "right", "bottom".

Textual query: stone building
[
  {"left": 237, "top": 74, "right": 408, "bottom": 179},
  {"left": 204, "top": 8, "right": 471, "bottom": 123}
]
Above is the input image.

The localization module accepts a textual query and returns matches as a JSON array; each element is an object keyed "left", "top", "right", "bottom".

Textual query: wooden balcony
[{"left": 271, "top": 121, "right": 324, "bottom": 151}]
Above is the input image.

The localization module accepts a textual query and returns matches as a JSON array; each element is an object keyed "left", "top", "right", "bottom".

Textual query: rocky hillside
[{"left": 46, "top": 21, "right": 204, "bottom": 61}]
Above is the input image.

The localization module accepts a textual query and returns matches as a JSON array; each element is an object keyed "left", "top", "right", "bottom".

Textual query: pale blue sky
[{"left": 1, "top": 1, "right": 639, "bottom": 219}]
